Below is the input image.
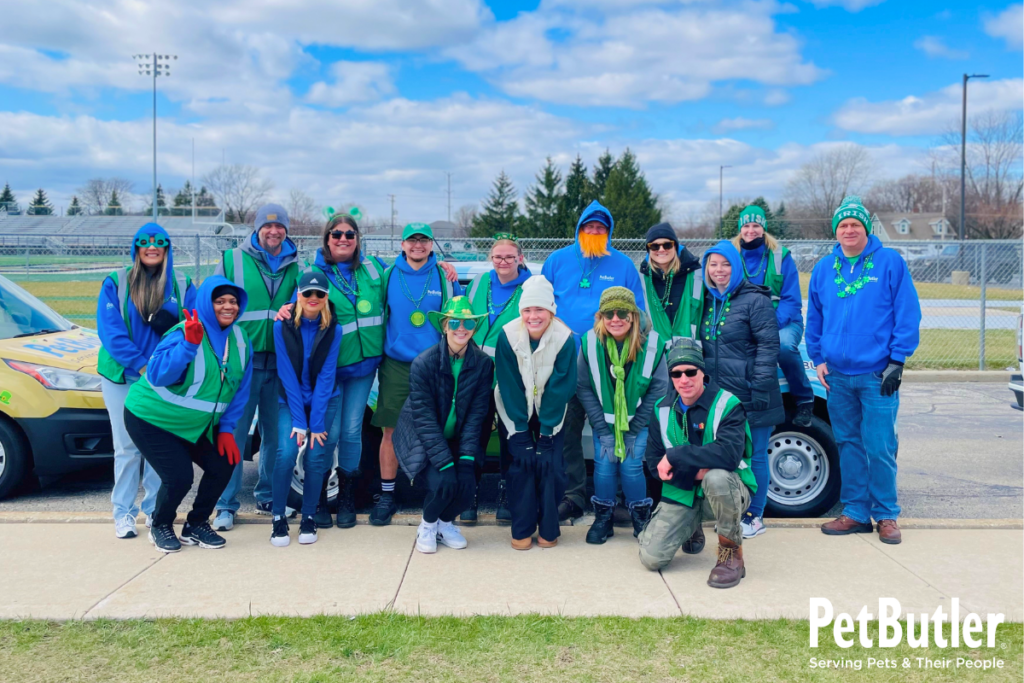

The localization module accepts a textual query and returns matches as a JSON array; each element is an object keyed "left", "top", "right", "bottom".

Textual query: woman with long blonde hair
[{"left": 576, "top": 287, "right": 668, "bottom": 545}]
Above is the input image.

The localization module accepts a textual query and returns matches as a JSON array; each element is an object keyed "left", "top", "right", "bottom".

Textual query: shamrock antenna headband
[{"left": 322, "top": 206, "right": 364, "bottom": 221}]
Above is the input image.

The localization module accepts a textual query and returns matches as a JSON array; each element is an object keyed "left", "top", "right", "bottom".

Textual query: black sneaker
[
  {"left": 148, "top": 524, "right": 181, "bottom": 554},
  {"left": 369, "top": 492, "right": 397, "bottom": 526},
  {"left": 793, "top": 403, "right": 814, "bottom": 428},
  {"left": 270, "top": 516, "right": 290, "bottom": 547},
  {"left": 557, "top": 498, "right": 583, "bottom": 523},
  {"left": 495, "top": 480, "right": 512, "bottom": 526},
  {"left": 298, "top": 516, "right": 318, "bottom": 545},
  {"left": 180, "top": 521, "right": 226, "bottom": 549},
  {"left": 254, "top": 501, "right": 272, "bottom": 515}
]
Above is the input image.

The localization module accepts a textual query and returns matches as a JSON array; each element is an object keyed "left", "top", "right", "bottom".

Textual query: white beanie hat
[{"left": 518, "top": 275, "right": 556, "bottom": 315}]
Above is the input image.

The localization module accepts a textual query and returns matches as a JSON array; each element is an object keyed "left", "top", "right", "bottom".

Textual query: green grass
[
  {"left": 798, "top": 274, "right": 1022, "bottom": 302},
  {"left": 0, "top": 615, "right": 1020, "bottom": 683},
  {"left": 909, "top": 329, "right": 1018, "bottom": 370}
]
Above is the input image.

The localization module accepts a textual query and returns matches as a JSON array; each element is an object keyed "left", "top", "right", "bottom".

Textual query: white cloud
[
  {"left": 447, "top": 2, "right": 824, "bottom": 107},
  {"left": 306, "top": 62, "right": 395, "bottom": 107},
  {"left": 806, "top": 0, "right": 885, "bottom": 11},
  {"left": 913, "top": 35, "right": 968, "bottom": 59},
  {"left": 983, "top": 3, "right": 1024, "bottom": 49},
  {"left": 764, "top": 89, "right": 791, "bottom": 106},
  {"left": 833, "top": 78, "right": 1024, "bottom": 135},
  {"left": 713, "top": 117, "right": 775, "bottom": 134}
]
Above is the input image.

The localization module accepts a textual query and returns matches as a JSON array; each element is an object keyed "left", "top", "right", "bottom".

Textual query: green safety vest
[
  {"left": 124, "top": 321, "right": 250, "bottom": 444},
  {"left": 744, "top": 245, "right": 789, "bottom": 309},
  {"left": 654, "top": 389, "right": 756, "bottom": 507},
  {"left": 641, "top": 266, "right": 704, "bottom": 349},
  {"left": 580, "top": 329, "right": 665, "bottom": 426},
  {"left": 380, "top": 262, "right": 455, "bottom": 330},
  {"left": 467, "top": 271, "right": 523, "bottom": 357},
  {"left": 97, "top": 267, "right": 190, "bottom": 384},
  {"left": 223, "top": 248, "right": 299, "bottom": 353},
  {"left": 308, "top": 258, "right": 385, "bottom": 367}
]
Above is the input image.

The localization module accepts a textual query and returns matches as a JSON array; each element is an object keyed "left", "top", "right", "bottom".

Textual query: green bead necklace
[
  {"left": 703, "top": 294, "right": 731, "bottom": 341},
  {"left": 833, "top": 255, "right": 874, "bottom": 298}
]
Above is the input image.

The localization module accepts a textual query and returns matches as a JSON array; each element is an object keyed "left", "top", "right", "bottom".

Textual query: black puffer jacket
[
  {"left": 700, "top": 280, "right": 784, "bottom": 427},
  {"left": 394, "top": 339, "right": 494, "bottom": 481}
]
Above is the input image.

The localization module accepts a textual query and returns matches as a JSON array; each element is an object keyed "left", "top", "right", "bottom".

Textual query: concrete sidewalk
[{"left": 2, "top": 518, "right": 1021, "bottom": 621}]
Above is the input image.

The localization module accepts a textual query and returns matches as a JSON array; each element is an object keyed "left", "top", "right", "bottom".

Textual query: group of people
[{"left": 97, "top": 193, "right": 921, "bottom": 589}]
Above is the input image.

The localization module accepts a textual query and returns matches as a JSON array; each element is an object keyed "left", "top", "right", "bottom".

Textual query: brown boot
[
  {"left": 821, "top": 515, "right": 873, "bottom": 535},
  {"left": 682, "top": 525, "right": 705, "bottom": 555},
  {"left": 511, "top": 537, "right": 533, "bottom": 551},
  {"left": 877, "top": 519, "right": 902, "bottom": 545},
  {"left": 707, "top": 536, "right": 745, "bottom": 589},
  {"left": 537, "top": 536, "right": 557, "bottom": 548}
]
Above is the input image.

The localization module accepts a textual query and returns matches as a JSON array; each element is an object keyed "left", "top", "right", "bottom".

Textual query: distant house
[{"left": 872, "top": 212, "right": 952, "bottom": 241}]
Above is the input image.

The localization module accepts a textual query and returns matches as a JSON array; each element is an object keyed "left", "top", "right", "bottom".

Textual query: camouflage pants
[{"left": 638, "top": 469, "right": 750, "bottom": 571}]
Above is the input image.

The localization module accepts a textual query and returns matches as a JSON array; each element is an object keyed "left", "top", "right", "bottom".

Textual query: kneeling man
[{"left": 639, "top": 339, "right": 756, "bottom": 589}]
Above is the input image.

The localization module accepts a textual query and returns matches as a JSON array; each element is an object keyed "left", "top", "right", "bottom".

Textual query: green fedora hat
[{"left": 428, "top": 295, "right": 487, "bottom": 334}]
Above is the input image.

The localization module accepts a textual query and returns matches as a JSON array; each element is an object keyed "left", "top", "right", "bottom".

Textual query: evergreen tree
[
  {"left": 717, "top": 196, "right": 797, "bottom": 240},
  {"left": 773, "top": 201, "right": 796, "bottom": 240},
  {"left": 0, "top": 183, "right": 20, "bottom": 214},
  {"left": 28, "top": 188, "right": 53, "bottom": 215},
  {"left": 523, "top": 157, "right": 564, "bottom": 238},
  {"left": 602, "top": 149, "right": 661, "bottom": 239},
  {"left": 561, "top": 154, "right": 594, "bottom": 237},
  {"left": 471, "top": 171, "right": 522, "bottom": 238},
  {"left": 592, "top": 149, "right": 615, "bottom": 200},
  {"left": 67, "top": 196, "right": 83, "bottom": 216},
  {"left": 172, "top": 181, "right": 194, "bottom": 216},
  {"left": 147, "top": 184, "right": 169, "bottom": 216},
  {"left": 105, "top": 189, "right": 124, "bottom": 216},
  {"left": 196, "top": 186, "right": 218, "bottom": 216}
]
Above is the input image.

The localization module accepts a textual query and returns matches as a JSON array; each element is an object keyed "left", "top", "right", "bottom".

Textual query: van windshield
[{"left": 0, "top": 276, "right": 73, "bottom": 340}]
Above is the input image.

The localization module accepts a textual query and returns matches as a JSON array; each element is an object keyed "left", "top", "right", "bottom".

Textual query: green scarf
[{"left": 605, "top": 337, "right": 630, "bottom": 461}]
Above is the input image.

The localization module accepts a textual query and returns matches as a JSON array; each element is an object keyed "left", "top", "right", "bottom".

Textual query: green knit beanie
[
  {"left": 598, "top": 286, "right": 639, "bottom": 314},
  {"left": 667, "top": 338, "right": 705, "bottom": 372},
  {"left": 738, "top": 205, "right": 766, "bottom": 231},
  {"left": 832, "top": 196, "right": 872, "bottom": 235}
]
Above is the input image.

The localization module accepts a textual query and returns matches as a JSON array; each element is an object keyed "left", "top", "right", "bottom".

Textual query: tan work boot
[
  {"left": 537, "top": 536, "right": 557, "bottom": 548},
  {"left": 877, "top": 519, "right": 902, "bottom": 545},
  {"left": 511, "top": 537, "right": 533, "bottom": 551},
  {"left": 821, "top": 515, "right": 873, "bottom": 535},
  {"left": 707, "top": 536, "right": 745, "bottom": 589}
]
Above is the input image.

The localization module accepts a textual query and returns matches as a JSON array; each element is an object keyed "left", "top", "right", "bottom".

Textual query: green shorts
[{"left": 371, "top": 356, "right": 412, "bottom": 429}]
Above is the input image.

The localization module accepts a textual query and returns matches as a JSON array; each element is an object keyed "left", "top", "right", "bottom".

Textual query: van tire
[{"left": 0, "top": 418, "right": 30, "bottom": 501}]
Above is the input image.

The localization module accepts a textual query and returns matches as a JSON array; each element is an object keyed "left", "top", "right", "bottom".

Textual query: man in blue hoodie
[
  {"left": 541, "top": 200, "right": 646, "bottom": 520},
  {"left": 806, "top": 196, "right": 921, "bottom": 545},
  {"left": 370, "top": 222, "right": 462, "bottom": 525}
]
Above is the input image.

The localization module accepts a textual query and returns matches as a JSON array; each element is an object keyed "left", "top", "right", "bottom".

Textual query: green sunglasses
[
  {"left": 135, "top": 234, "right": 169, "bottom": 249},
  {"left": 447, "top": 319, "right": 477, "bottom": 331}
]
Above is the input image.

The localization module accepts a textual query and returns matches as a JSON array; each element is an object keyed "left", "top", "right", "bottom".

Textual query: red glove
[
  {"left": 216, "top": 432, "right": 240, "bottom": 466},
  {"left": 183, "top": 309, "right": 204, "bottom": 345}
]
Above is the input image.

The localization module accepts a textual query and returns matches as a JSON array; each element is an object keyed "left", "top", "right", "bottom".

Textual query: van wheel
[
  {"left": 764, "top": 415, "right": 841, "bottom": 518},
  {"left": 0, "top": 418, "right": 30, "bottom": 500}
]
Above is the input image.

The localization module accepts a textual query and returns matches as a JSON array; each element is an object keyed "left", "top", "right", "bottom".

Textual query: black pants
[
  {"left": 422, "top": 441, "right": 476, "bottom": 524},
  {"left": 505, "top": 419, "right": 566, "bottom": 542},
  {"left": 561, "top": 395, "right": 587, "bottom": 509},
  {"left": 124, "top": 408, "right": 235, "bottom": 528}
]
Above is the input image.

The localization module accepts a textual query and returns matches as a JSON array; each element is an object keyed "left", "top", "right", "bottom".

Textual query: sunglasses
[
  {"left": 647, "top": 241, "right": 675, "bottom": 252},
  {"left": 670, "top": 368, "right": 700, "bottom": 379},
  {"left": 601, "top": 310, "right": 632, "bottom": 321},
  {"left": 330, "top": 230, "right": 357, "bottom": 240},
  {"left": 300, "top": 290, "right": 327, "bottom": 299},
  {"left": 447, "top": 319, "right": 477, "bottom": 331},
  {"left": 135, "top": 234, "right": 169, "bottom": 249}
]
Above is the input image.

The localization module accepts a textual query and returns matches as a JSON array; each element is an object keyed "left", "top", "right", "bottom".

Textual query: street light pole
[
  {"left": 134, "top": 53, "right": 177, "bottom": 219},
  {"left": 719, "top": 165, "right": 732, "bottom": 235},
  {"left": 959, "top": 73, "right": 989, "bottom": 242}
]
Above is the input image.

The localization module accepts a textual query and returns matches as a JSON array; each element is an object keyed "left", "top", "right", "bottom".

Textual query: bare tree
[
  {"left": 864, "top": 174, "right": 945, "bottom": 214},
  {"left": 202, "top": 164, "right": 274, "bottom": 224},
  {"left": 785, "top": 144, "right": 874, "bottom": 237},
  {"left": 77, "top": 178, "right": 135, "bottom": 215},
  {"left": 287, "top": 189, "right": 320, "bottom": 235},
  {"left": 453, "top": 204, "right": 477, "bottom": 234}
]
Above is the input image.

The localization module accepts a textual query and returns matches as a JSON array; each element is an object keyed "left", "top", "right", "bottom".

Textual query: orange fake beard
[{"left": 578, "top": 232, "right": 609, "bottom": 258}]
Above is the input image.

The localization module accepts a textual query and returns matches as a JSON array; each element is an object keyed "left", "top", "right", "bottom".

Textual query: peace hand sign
[{"left": 183, "top": 309, "right": 204, "bottom": 345}]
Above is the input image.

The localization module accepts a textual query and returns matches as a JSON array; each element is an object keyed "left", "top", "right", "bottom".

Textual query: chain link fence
[{"left": 0, "top": 233, "right": 1019, "bottom": 370}]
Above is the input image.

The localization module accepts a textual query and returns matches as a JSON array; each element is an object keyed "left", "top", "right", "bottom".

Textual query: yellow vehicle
[{"left": 0, "top": 274, "right": 111, "bottom": 500}]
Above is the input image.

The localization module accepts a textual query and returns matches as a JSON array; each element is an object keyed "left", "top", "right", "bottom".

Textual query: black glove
[
  {"left": 880, "top": 360, "right": 904, "bottom": 397},
  {"left": 456, "top": 458, "right": 476, "bottom": 497},
  {"left": 750, "top": 389, "right": 771, "bottom": 412},
  {"left": 508, "top": 430, "right": 537, "bottom": 474},
  {"left": 535, "top": 434, "right": 554, "bottom": 478},
  {"left": 436, "top": 465, "right": 459, "bottom": 502}
]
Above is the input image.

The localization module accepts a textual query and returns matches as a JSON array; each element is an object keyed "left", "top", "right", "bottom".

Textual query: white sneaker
[
  {"left": 114, "top": 514, "right": 137, "bottom": 539},
  {"left": 213, "top": 510, "right": 235, "bottom": 531},
  {"left": 416, "top": 520, "right": 438, "bottom": 554},
  {"left": 144, "top": 516, "right": 153, "bottom": 529},
  {"left": 742, "top": 515, "right": 766, "bottom": 539},
  {"left": 436, "top": 520, "right": 468, "bottom": 549}
]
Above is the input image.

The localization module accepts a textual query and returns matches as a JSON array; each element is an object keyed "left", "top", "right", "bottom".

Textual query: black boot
[
  {"left": 313, "top": 477, "right": 333, "bottom": 529},
  {"left": 459, "top": 489, "right": 479, "bottom": 525},
  {"left": 495, "top": 479, "right": 511, "bottom": 526},
  {"left": 335, "top": 470, "right": 356, "bottom": 529},
  {"left": 628, "top": 500, "right": 652, "bottom": 538},
  {"left": 793, "top": 402, "right": 814, "bottom": 428},
  {"left": 586, "top": 499, "right": 615, "bottom": 545},
  {"left": 682, "top": 525, "right": 706, "bottom": 555}
]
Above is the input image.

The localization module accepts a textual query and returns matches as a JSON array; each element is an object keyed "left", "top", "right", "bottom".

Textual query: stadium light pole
[
  {"left": 134, "top": 53, "right": 177, "bottom": 219},
  {"left": 959, "top": 73, "right": 988, "bottom": 242},
  {"left": 719, "top": 165, "right": 731, "bottom": 235}
]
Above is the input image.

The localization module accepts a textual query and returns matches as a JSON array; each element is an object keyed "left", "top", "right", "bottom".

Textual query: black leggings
[
  {"left": 422, "top": 444, "right": 476, "bottom": 524},
  {"left": 476, "top": 393, "right": 511, "bottom": 482},
  {"left": 124, "top": 408, "right": 235, "bottom": 528}
]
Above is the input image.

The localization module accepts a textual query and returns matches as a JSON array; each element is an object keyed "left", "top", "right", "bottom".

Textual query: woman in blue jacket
[
  {"left": 96, "top": 222, "right": 196, "bottom": 540},
  {"left": 270, "top": 271, "right": 342, "bottom": 547}
]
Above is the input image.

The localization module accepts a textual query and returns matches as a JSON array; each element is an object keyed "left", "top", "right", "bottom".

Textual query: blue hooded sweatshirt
[
  {"left": 702, "top": 241, "right": 747, "bottom": 331},
  {"left": 486, "top": 267, "right": 531, "bottom": 326},
  {"left": 97, "top": 223, "right": 198, "bottom": 377},
  {"left": 541, "top": 200, "right": 645, "bottom": 347},
  {"left": 740, "top": 242, "right": 803, "bottom": 329},
  {"left": 250, "top": 229, "right": 296, "bottom": 273},
  {"left": 274, "top": 311, "right": 342, "bottom": 434},
  {"left": 146, "top": 275, "right": 253, "bottom": 437},
  {"left": 383, "top": 252, "right": 464, "bottom": 363},
  {"left": 805, "top": 235, "right": 921, "bottom": 375}
]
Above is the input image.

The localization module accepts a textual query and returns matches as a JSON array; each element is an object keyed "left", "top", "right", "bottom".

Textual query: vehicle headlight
[{"left": 4, "top": 359, "right": 103, "bottom": 391}]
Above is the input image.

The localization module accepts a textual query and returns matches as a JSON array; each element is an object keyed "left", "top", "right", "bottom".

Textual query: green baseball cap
[
  {"left": 427, "top": 295, "right": 486, "bottom": 334},
  {"left": 402, "top": 222, "right": 434, "bottom": 241}
]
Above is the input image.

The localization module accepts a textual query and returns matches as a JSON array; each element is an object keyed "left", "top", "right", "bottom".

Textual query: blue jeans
[
  {"left": 216, "top": 365, "right": 281, "bottom": 512},
  {"left": 324, "top": 372, "right": 376, "bottom": 475},
  {"left": 825, "top": 368, "right": 900, "bottom": 523},
  {"left": 103, "top": 376, "right": 160, "bottom": 520},
  {"left": 592, "top": 428, "right": 649, "bottom": 506},
  {"left": 747, "top": 425, "right": 773, "bottom": 518},
  {"left": 779, "top": 320, "right": 814, "bottom": 405},
  {"left": 272, "top": 395, "right": 341, "bottom": 518}
]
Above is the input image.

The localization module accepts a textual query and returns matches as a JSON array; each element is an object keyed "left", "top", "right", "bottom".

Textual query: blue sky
[{"left": 0, "top": 0, "right": 1020, "bottom": 222}]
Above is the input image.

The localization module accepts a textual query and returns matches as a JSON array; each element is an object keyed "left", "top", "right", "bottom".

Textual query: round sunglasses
[
  {"left": 670, "top": 368, "right": 700, "bottom": 379},
  {"left": 601, "top": 310, "right": 633, "bottom": 321},
  {"left": 447, "top": 319, "right": 477, "bottom": 331},
  {"left": 135, "top": 234, "right": 169, "bottom": 249},
  {"left": 330, "top": 230, "right": 357, "bottom": 240}
]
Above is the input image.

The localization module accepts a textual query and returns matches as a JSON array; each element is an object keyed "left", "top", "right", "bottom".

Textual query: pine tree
[
  {"left": 561, "top": 154, "right": 594, "bottom": 237},
  {"left": 105, "top": 189, "right": 123, "bottom": 216},
  {"left": 196, "top": 186, "right": 218, "bottom": 216},
  {"left": 0, "top": 183, "right": 19, "bottom": 214},
  {"left": 471, "top": 171, "right": 521, "bottom": 238},
  {"left": 773, "top": 201, "right": 796, "bottom": 240},
  {"left": 591, "top": 149, "right": 615, "bottom": 200},
  {"left": 28, "top": 188, "right": 53, "bottom": 215},
  {"left": 717, "top": 196, "right": 796, "bottom": 240},
  {"left": 67, "top": 196, "right": 83, "bottom": 216},
  {"left": 147, "top": 184, "right": 168, "bottom": 216},
  {"left": 523, "top": 157, "right": 564, "bottom": 238},
  {"left": 602, "top": 149, "right": 661, "bottom": 239},
  {"left": 172, "top": 181, "right": 194, "bottom": 216}
]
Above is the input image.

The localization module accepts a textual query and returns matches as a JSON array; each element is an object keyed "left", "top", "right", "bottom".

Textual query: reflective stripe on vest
[
  {"left": 769, "top": 247, "right": 783, "bottom": 303},
  {"left": 149, "top": 326, "right": 247, "bottom": 413}
]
